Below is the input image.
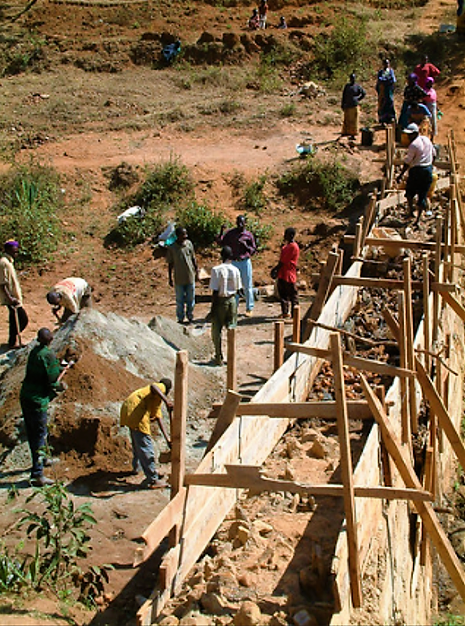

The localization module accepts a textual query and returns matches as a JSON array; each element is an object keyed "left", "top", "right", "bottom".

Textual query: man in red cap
[{"left": 0, "top": 240, "right": 28, "bottom": 348}]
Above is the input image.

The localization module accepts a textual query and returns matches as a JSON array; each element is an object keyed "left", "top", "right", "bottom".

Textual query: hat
[
  {"left": 425, "top": 76, "right": 434, "bottom": 87},
  {"left": 408, "top": 72, "right": 418, "bottom": 82},
  {"left": 4, "top": 239, "right": 19, "bottom": 248},
  {"left": 403, "top": 123, "right": 419, "bottom": 134}
]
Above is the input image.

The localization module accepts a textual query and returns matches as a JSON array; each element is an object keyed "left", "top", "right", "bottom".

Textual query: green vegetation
[
  {"left": 434, "top": 615, "right": 465, "bottom": 626},
  {"left": 312, "top": 19, "right": 372, "bottom": 81},
  {"left": 244, "top": 214, "right": 273, "bottom": 251},
  {"left": 0, "top": 482, "right": 111, "bottom": 606},
  {"left": 243, "top": 176, "right": 267, "bottom": 215},
  {"left": 0, "top": 162, "right": 62, "bottom": 267},
  {"left": 176, "top": 202, "right": 225, "bottom": 249},
  {"left": 107, "top": 158, "right": 194, "bottom": 247},
  {"left": 277, "top": 155, "right": 359, "bottom": 212}
]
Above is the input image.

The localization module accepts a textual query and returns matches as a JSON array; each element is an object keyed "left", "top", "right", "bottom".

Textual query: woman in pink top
[
  {"left": 275, "top": 227, "right": 299, "bottom": 318},
  {"left": 423, "top": 76, "right": 438, "bottom": 137}
]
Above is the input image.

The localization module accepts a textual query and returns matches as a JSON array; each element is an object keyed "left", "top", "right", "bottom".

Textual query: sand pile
[{"left": 0, "top": 309, "right": 224, "bottom": 479}]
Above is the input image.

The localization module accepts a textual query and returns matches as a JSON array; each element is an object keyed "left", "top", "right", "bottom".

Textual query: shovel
[{"left": 13, "top": 306, "right": 22, "bottom": 347}]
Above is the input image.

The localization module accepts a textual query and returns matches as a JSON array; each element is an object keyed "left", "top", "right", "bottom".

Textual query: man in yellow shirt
[{"left": 120, "top": 378, "right": 173, "bottom": 489}]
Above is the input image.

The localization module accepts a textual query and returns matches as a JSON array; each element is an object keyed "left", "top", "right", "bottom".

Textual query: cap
[
  {"left": 403, "top": 123, "right": 419, "bottom": 134},
  {"left": 4, "top": 240, "right": 19, "bottom": 248}
]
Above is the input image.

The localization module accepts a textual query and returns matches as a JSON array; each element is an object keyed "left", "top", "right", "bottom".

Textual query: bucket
[{"left": 361, "top": 128, "right": 374, "bottom": 146}]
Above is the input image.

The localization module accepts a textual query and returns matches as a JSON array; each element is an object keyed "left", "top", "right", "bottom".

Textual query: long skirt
[{"left": 342, "top": 107, "right": 359, "bottom": 137}]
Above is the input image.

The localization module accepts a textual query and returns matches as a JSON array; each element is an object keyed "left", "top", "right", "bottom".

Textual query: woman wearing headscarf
[{"left": 376, "top": 59, "right": 396, "bottom": 124}]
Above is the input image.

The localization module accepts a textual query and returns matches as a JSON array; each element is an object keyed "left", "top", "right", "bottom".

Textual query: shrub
[
  {"left": 243, "top": 176, "right": 267, "bottom": 215},
  {"left": 277, "top": 156, "right": 359, "bottom": 211},
  {"left": 313, "top": 19, "right": 371, "bottom": 80},
  {"left": 176, "top": 202, "right": 225, "bottom": 249},
  {"left": 0, "top": 163, "right": 62, "bottom": 267},
  {"left": 107, "top": 158, "right": 194, "bottom": 248}
]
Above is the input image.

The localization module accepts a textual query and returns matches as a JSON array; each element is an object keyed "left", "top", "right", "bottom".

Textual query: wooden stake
[
  {"left": 397, "top": 294, "right": 411, "bottom": 445},
  {"left": 376, "top": 386, "right": 393, "bottom": 487},
  {"left": 274, "top": 320, "right": 284, "bottom": 372},
  {"left": 433, "top": 217, "right": 443, "bottom": 343},
  {"left": 330, "top": 333, "right": 362, "bottom": 608},
  {"left": 292, "top": 305, "right": 301, "bottom": 343},
  {"left": 360, "top": 374, "right": 465, "bottom": 603},
  {"left": 422, "top": 254, "right": 431, "bottom": 374},
  {"left": 353, "top": 219, "right": 363, "bottom": 259},
  {"left": 170, "top": 350, "right": 188, "bottom": 546},
  {"left": 450, "top": 184, "right": 457, "bottom": 283},
  {"left": 227, "top": 327, "right": 237, "bottom": 391},
  {"left": 403, "top": 257, "right": 417, "bottom": 433}
]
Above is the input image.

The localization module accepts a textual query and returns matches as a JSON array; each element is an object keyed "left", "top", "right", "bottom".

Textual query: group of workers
[
  {"left": 340, "top": 54, "right": 440, "bottom": 226},
  {"left": 248, "top": 1, "right": 287, "bottom": 30},
  {"left": 167, "top": 217, "right": 300, "bottom": 365}
]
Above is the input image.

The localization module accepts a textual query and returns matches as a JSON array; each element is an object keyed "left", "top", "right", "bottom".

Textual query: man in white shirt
[
  {"left": 46, "top": 277, "right": 92, "bottom": 323},
  {"left": 209, "top": 246, "right": 242, "bottom": 366},
  {"left": 396, "top": 123, "right": 436, "bottom": 225}
]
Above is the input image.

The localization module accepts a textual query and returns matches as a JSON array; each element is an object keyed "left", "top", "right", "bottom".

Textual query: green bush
[
  {"left": 0, "top": 163, "right": 62, "bottom": 267},
  {"left": 277, "top": 156, "right": 359, "bottom": 211},
  {"left": 243, "top": 176, "right": 267, "bottom": 215},
  {"left": 108, "top": 158, "right": 194, "bottom": 248},
  {"left": 176, "top": 202, "right": 225, "bottom": 249},
  {"left": 313, "top": 19, "right": 371, "bottom": 80}
]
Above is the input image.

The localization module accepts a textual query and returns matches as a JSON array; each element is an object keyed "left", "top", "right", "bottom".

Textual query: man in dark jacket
[{"left": 20, "top": 328, "right": 64, "bottom": 486}]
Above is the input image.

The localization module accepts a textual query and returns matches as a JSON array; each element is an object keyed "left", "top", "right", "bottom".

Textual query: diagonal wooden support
[
  {"left": 415, "top": 358, "right": 465, "bottom": 471},
  {"left": 403, "top": 257, "right": 417, "bottom": 433},
  {"left": 205, "top": 390, "right": 242, "bottom": 454},
  {"left": 303, "top": 251, "right": 339, "bottom": 341},
  {"left": 360, "top": 374, "right": 465, "bottom": 603},
  {"left": 439, "top": 290, "right": 465, "bottom": 324},
  {"left": 330, "top": 332, "right": 362, "bottom": 608}
]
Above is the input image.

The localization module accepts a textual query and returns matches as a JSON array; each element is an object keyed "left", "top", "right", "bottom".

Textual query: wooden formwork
[{"left": 136, "top": 135, "right": 465, "bottom": 625}]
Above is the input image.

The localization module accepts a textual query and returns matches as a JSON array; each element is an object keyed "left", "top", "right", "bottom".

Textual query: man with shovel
[
  {"left": 0, "top": 240, "right": 28, "bottom": 349},
  {"left": 20, "top": 328, "right": 71, "bottom": 486},
  {"left": 120, "top": 379, "right": 173, "bottom": 490}
]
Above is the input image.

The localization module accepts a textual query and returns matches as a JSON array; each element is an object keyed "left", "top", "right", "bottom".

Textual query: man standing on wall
[
  {"left": 218, "top": 215, "right": 256, "bottom": 317},
  {"left": 0, "top": 240, "right": 28, "bottom": 348},
  {"left": 167, "top": 227, "right": 198, "bottom": 325}
]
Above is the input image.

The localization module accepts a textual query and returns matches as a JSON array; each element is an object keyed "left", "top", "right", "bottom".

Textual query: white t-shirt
[
  {"left": 53, "top": 277, "right": 90, "bottom": 313},
  {"left": 405, "top": 135, "right": 436, "bottom": 168},
  {"left": 209, "top": 262, "right": 242, "bottom": 297}
]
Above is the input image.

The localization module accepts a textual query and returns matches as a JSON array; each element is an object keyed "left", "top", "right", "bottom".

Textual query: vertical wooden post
[
  {"left": 450, "top": 184, "right": 457, "bottom": 284},
  {"left": 361, "top": 194, "right": 377, "bottom": 248},
  {"left": 433, "top": 217, "right": 443, "bottom": 343},
  {"left": 227, "top": 327, "right": 237, "bottom": 391},
  {"left": 422, "top": 254, "right": 431, "bottom": 375},
  {"left": 353, "top": 218, "right": 363, "bottom": 259},
  {"left": 403, "top": 257, "right": 417, "bottom": 434},
  {"left": 292, "top": 305, "right": 301, "bottom": 343},
  {"left": 274, "top": 320, "right": 284, "bottom": 372},
  {"left": 376, "top": 385, "right": 392, "bottom": 487},
  {"left": 330, "top": 333, "right": 362, "bottom": 608},
  {"left": 170, "top": 350, "right": 188, "bottom": 546},
  {"left": 444, "top": 202, "right": 450, "bottom": 282},
  {"left": 398, "top": 293, "right": 411, "bottom": 446}
]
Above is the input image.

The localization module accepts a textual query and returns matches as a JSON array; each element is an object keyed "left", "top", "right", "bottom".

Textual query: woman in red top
[{"left": 276, "top": 227, "right": 299, "bottom": 318}]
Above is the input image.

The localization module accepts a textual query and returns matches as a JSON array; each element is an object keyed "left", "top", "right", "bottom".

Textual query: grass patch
[
  {"left": 277, "top": 156, "right": 359, "bottom": 212},
  {"left": 176, "top": 202, "right": 225, "bottom": 249},
  {"left": 243, "top": 176, "right": 267, "bottom": 215},
  {"left": 0, "top": 162, "right": 62, "bottom": 267},
  {"left": 106, "top": 157, "right": 194, "bottom": 248}
]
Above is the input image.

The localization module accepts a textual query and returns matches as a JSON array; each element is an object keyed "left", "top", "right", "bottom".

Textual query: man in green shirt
[
  {"left": 166, "top": 227, "right": 198, "bottom": 324},
  {"left": 20, "top": 328, "right": 64, "bottom": 486}
]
